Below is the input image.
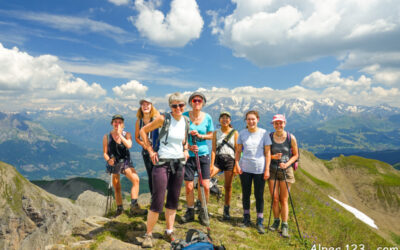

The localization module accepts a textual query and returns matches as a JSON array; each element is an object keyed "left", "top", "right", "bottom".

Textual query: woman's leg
[
  {"left": 146, "top": 210, "right": 160, "bottom": 234},
  {"left": 185, "top": 181, "right": 195, "bottom": 207},
  {"left": 224, "top": 170, "right": 234, "bottom": 206},
  {"left": 142, "top": 152, "right": 154, "bottom": 195},
  {"left": 268, "top": 179, "right": 280, "bottom": 219},
  {"left": 112, "top": 174, "right": 122, "bottom": 205},
  {"left": 197, "top": 155, "right": 211, "bottom": 203},
  {"left": 165, "top": 208, "right": 177, "bottom": 231},
  {"left": 210, "top": 166, "right": 221, "bottom": 178},
  {"left": 253, "top": 173, "right": 266, "bottom": 214},
  {"left": 197, "top": 179, "right": 210, "bottom": 203},
  {"left": 240, "top": 172, "right": 252, "bottom": 212},
  {"left": 279, "top": 181, "right": 291, "bottom": 222},
  {"left": 147, "top": 166, "right": 168, "bottom": 233},
  {"left": 124, "top": 167, "right": 139, "bottom": 199}
]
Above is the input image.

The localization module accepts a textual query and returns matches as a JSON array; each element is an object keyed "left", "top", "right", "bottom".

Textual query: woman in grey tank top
[{"left": 268, "top": 114, "right": 299, "bottom": 238}]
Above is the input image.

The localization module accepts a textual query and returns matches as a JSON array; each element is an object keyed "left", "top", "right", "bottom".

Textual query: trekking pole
[
  {"left": 105, "top": 173, "right": 113, "bottom": 216},
  {"left": 282, "top": 168, "right": 302, "bottom": 240},
  {"left": 267, "top": 166, "right": 279, "bottom": 230},
  {"left": 192, "top": 135, "right": 211, "bottom": 235}
]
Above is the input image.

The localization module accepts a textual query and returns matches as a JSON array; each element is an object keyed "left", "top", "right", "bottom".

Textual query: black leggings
[
  {"left": 240, "top": 172, "right": 265, "bottom": 213},
  {"left": 142, "top": 150, "right": 154, "bottom": 195}
]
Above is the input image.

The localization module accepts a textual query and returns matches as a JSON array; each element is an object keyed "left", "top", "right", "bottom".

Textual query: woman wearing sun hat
[
  {"left": 181, "top": 92, "right": 214, "bottom": 225},
  {"left": 103, "top": 114, "right": 144, "bottom": 216},
  {"left": 210, "top": 111, "right": 238, "bottom": 220},
  {"left": 134, "top": 98, "right": 159, "bottom": 195},
  {"left": 268, "top": 114, "right": 299, "bottom": 238}
]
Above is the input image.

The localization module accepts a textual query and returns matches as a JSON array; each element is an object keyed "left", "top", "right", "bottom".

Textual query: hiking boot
[
  {"left": 268, "top": 218, "right": 280, "bottom": 231},
  {"left": 256, "top": 217, "right": 265, "bottom": 234},
  {"left": 223, "top": 205, "right": 231, "bottom": 221},
  {"left": 130, "top": 203, "right": 147, "bottom": 216},
  {"left": 164, "top": 231, "right": 175, "bottom": 243},
  {"left": 115, "top": 205, "right": 123, "bottom": 217},
  {"left": 241, "top": 214, "right": 251, "bottom": 227},
  {"left": 281, "top": 223, "right": 290, "bottom": 238},
  {"left": 181, "top": 208, "right": 195, "bottom": 223},
  {"left": 142, "top": 234, "right": 153, "bottom": 248},
  {"left": 199, "top": 208, "right": 209, "bottom": 225}
]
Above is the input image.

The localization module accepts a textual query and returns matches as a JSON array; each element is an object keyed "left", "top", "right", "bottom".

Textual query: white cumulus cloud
[
  {"left": 112, "top": 80, "right": 148, "bottom": 99},
  {"left": 211, "top": 0, "right": 400, "bottom": 66},
  {"left": 0, "top": 43, "right": 106, "bottom": 102},
  {"left": 184, "top": 70, "right": 400, "bottom": 107},
  {"left": 108, "top": 0, "right": 132, "bottom": 6},
  {"left": 132, "top": 0, "right": 204, "bottom": 47}
]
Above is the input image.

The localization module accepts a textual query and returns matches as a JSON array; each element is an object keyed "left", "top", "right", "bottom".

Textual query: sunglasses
[
  {"left": 192, "top": 98, "right": 203, "bottom": 103},
  {"left": 171, "top": 103, "right": 185, "bottom": 109}
]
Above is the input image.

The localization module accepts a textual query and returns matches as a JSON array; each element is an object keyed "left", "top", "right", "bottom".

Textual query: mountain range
[{"left": 1, "top": 97, "right": 399, "bottom": 181}]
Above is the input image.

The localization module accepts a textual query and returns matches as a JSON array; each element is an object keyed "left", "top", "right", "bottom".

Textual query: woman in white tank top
[
  {"left": 210, "top": 111, "right": 239, "bottom": 221},
  {"left": 139, "top": 92, "right": 189, "bottom": 248}
]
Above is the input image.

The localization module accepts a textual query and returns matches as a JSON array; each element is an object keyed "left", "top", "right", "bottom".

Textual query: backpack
[
  {"left": 209, "top": 177, "right": 222, "bottom": 199},
  {"left": 139, "top": 117, "right": 160, "bottom": 151},
  {"left": 171, "top": 229, "right": 225, "bottom": 250},
  {"left": 270, "top": 132, "right": 299, "bottom": 170},
  {"left": 216, "top": 129, "right": 236, "bottom": 155},
  {"left": 156, "top": 112, "right": 190, "bottom": 148}
]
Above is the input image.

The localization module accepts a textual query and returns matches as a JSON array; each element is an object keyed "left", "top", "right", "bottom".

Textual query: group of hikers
[{"left": 102, "top": 92, "right": 299, "bottom": 248}]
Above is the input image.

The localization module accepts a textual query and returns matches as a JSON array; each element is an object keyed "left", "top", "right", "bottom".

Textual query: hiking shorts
[
  {"left": 215, "top": 154, "right": 235, "bottom": 171},
  {"left": 150, "top": 162, "right": 185, "bottom": 213},
  {"left": 269, "top": 166, "right": 295, "bottom": 183},
  {"left": 184, "top": 155, "right": 210, "bottom": 181},
  {"left": 107, "top": 160, "right": 134, "bottom": 175}
]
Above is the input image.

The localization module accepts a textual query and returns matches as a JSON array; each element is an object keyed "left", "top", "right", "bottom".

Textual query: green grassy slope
[{"left": 85, "top": 167, "right": 391, "bottom": 249}]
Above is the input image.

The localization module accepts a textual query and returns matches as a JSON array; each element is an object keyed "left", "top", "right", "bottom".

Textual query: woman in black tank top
[
  {"left": 268, "top": 114, "right": 299, "bottom": 238},
  {"left": 103, "top": 114, "right": 145, "bottom": 217}
]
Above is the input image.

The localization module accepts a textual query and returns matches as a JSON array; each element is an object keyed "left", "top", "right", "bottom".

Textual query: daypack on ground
[
  {"left": 270, "top": 131, "right": 300, "bottom": 170},
  {"left": 170, "top": 229, "right": 225, "bottom": 250}
]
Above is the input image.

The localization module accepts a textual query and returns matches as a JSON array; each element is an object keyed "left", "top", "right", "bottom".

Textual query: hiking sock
[
  {"left": 131, "top": 199, "right": 138, "bottom": 206},
  {"left": 165, "top": 229, "right": 173, "bottom": 234},
  {"left": 257, "top": 213, "right": 263, "bottom": 218}
]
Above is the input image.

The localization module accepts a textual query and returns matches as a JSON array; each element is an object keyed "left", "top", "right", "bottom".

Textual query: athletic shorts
[
  {"left": 107, "top": 160, "right": 134, "bottom": 175},
  {"left": 215, "top": 154, "right": 235, "bottom": 171},
  {"left": 184, "top": 155, "right": 210, "bottom": 181},
  {"left": 269, "top": 166, "right": 295, "bottom": 183}
]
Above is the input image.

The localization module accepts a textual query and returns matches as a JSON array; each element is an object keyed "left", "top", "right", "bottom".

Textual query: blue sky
[{"left": 1, "top": 0, "right": 400, "bottom": 110}]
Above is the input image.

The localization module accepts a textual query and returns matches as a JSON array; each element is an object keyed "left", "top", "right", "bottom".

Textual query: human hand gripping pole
[{"left": 191, "top": 135, "right": 211, "bottom": 234}]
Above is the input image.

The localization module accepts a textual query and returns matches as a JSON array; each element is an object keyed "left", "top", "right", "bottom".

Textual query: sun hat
[
  {"left": 271, "top": 114, "right": 286, "bottom": 123},
  {"left": 139, "top": 98, "right": 152, "bottom": 105},
  {"left": 188, "top": 92, "right": 206, "bottom": 106}
]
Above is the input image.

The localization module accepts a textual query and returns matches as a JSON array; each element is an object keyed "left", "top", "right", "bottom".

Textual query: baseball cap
[
  {"left": 139, "top": 98, "right": 152, "bottom": 105},
  {"left": 271, "top": 114, "right": 286, "bottom": 123}
]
